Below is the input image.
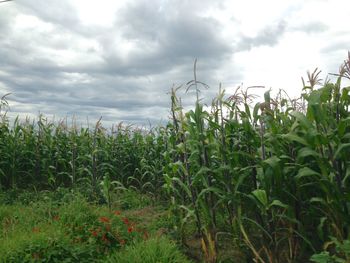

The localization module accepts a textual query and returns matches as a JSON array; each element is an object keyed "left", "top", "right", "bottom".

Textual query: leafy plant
[{"left": 311, "top": 237, "right": 350, "bottom": 263}]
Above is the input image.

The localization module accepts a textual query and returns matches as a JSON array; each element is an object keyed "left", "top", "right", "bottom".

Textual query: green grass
[{"left": 105, "top": 237, "right": 192, "bottom": 263}]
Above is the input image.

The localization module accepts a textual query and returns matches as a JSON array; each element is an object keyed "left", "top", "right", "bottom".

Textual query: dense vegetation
[
  {"left": 1, "top": 54, "right": 350, "bottom": 262},
  {"left": 0, "top": 189, "right": 188, "bottom": 262}
]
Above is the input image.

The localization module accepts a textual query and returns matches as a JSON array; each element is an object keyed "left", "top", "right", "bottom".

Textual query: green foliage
[
  {"left": 105, "top": 237, "right": 192, "bottom": 263},
  {"left": 311, "top": 237, "right": 350, "bottom": 263},
  {"left": 112, "top": 188, "right": 152, "bottom": 210},
  {"left": 2, "top": 234, "right": 96, "bottom": 263},
  {"left": 0, "top": 53, "right": 350, "bottom": 262}
]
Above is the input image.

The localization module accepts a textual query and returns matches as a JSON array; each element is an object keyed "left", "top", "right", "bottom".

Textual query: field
[{"left": 1, "top": 54, "right": 350, "bottom": 262}]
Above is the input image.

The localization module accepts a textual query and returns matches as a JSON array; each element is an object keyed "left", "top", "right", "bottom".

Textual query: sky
[{"left": 0, "top": 0, "right": 349, "bottom": 127}]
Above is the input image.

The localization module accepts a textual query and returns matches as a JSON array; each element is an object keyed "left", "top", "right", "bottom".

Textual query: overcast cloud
[{"left": 0, "top": 0, "right": 349, "bottom": 127}]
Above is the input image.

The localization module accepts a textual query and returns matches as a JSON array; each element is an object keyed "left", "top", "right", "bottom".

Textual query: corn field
[{"left": 1, "top": 54, "right": 350, "bottom": 262}]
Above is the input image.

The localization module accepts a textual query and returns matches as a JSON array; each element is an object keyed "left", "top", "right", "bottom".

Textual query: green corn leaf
[
  {"left": 297, "top": 147, "right": 321, "bottom": 160},
  {"left": 251, "top": 189, "right": 268, "bottom": 208},
  {"left": 317, "top": 217, "right": 327, "bottom": 240},
  {"left": 263, "top": 156, "right": 280, "bottom": 169},
  {"left": 268, "top": 199, "right": 288, "bottom": 210},
  {"left": 171, "top": 177, "right": 192, "bottom": 199},
  {"left": 179, "top": 205, "right": 196, "bottom": 225},
  {"left": 342, "top": 167, "right": 350, "bottom": 187},
  {"left": 253, "top": 103, "right": 261, "bottom": 124},
  {"left": 282, "top": 133, "right": 309, "bottom": 146},
  {"left": 310, "top": 197, "right": 328, "bottom": 206},
  {"left": 197, "top": 186, "right": 224, "bottom": 202},
  {"left": 290, "top": 111, "right": 313, "bottom": 130},
  {"left": 310, "top": 252, "right": 331, "bottom": 263},
  {"left": 296, "top": 167, "right": 321, "bottom": 180},
  {"left": 334, "top": 143, "right": 350, "bottom": 159}
]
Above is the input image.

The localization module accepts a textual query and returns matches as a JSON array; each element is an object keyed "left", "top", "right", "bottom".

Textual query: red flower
[
  {"left": 113, "top": 210, "right": 121, "bottom": 216},
  {"left": 91, "top": 230, "right": 98, "bottom": 237},
  {"left": 122, "top": 218, "right": 129, "bottom": 225},
  {"left": 99, "top": 216, "right": 110, "bottom": 223},
  {"left": 90, "top": 227, "right": 102, "bottom": 237},
  {"left": 128, "top": 226, "right": 133, "bottom": 233}
]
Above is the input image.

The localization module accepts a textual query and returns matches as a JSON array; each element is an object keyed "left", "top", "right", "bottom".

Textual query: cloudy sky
[{"left": 0, "top": 0, "right": 349, "bottom": 126}]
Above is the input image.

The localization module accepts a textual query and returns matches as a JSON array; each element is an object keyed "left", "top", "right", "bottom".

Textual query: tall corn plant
[{"left": 0, "top": 53, "right": 349, "bottom": 263}]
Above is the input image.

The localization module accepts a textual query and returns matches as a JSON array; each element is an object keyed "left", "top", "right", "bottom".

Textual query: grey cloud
[
  {"left": 0, "top": 5, "right": 15, "bottom": 35},
  {"left": 0, "top": 0, "right": 242, "bottom": 125},
  {"left": 302, "top": 22, "right": 328, "bottom": 33},
  {"left": 320, "top": 40, "right": 350, "bottom": 54},
  {"left": 101, "top": 0, "right": 232, "bottom": 76},
  {"left": 236, "top": 20, "right": 287, "bottom": 52},
  {"left": 16, "top": 0, "right": 80, "bottom": 31},
  {"left": 292, "top": 21, "right": 328, "bottom": 34}
]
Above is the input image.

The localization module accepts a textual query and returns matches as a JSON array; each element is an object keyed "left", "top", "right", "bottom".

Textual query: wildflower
[
  {"left": 113, "top": 210, "right": 121, "bottom": 216},
  {"left": 90, "top": 227, "right": 101, "bottom": 236},
  {"left": 99, "top": 216, "right": 110, "bottom": 223},
  {"left": 128, "top": 226, "right": 133, "bottom": 233},
  {"left": 122, "top": 217, "right": 129, "bottom": 225},
  {"left": 91, "top": 230, "right": 98, "bottom": 237}
]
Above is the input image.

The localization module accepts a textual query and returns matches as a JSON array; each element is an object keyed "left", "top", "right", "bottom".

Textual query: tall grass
[{"left": 1, "top": 53, "right": 350, "bottom": 262}]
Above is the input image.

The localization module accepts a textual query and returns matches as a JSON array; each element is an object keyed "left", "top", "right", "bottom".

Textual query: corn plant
[{"left": 0, "top": 53, "right": 350, "bottom": 262}]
